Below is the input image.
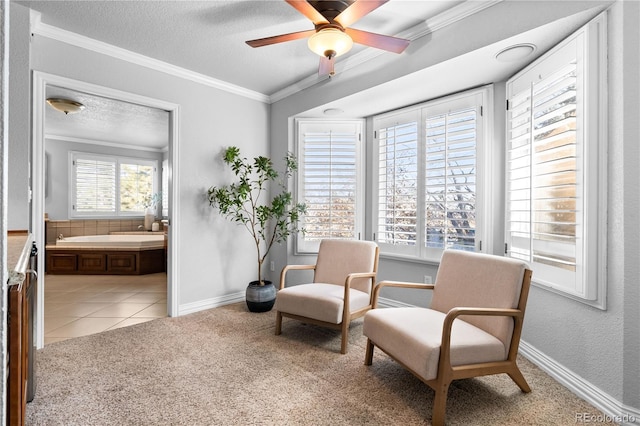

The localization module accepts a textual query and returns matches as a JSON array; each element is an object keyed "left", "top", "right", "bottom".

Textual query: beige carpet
[{"left": 26, "top": 303, "right": 612, "bottom": 425}]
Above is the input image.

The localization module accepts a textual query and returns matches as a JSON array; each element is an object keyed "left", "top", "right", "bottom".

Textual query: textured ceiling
[
  {"left": 45, "top": 86, "right": 170, "bottom": 150},
  {"left": 20, "top": 0, "right": 464, "bottom": 96}
]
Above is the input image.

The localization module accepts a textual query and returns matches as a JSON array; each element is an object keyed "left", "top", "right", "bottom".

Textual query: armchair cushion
[
  {"left": 363, "top": 307, "right": 506, "bottom": 381},
  {"left": 314, "top": 239, "right": 378, "bottom": 293},
  {"left": 275, "top": 283, "right": 371, "bottom": 324},
  {"left": 430, "top": 250, "right": 526, "bottom": 350}
]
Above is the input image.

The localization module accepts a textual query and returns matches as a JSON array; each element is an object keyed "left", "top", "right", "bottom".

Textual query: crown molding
[
  {"left": 45, "top": 133, "right": 167, "bottom": 153},
  {"left": 269, "top": 0, "right": 502, "bottom": 103},
  {"left": 30, "top": 10, "right": 271, "bottom": 104}
]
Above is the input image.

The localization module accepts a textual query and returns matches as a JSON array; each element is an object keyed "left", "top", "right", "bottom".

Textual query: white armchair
[
  {"left": 275, "top": 239, "right": 379, "bottom": 354},
  {"left": 363, "top": 250, "right": 532, "bottom": 426}
]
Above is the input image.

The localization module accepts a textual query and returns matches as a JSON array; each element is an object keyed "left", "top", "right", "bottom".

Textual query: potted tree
[{"left": 207, "top": 146, "right": 306, "bottom": 312}]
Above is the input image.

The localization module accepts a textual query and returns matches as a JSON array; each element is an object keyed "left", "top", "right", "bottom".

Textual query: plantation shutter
[
  {"left": 296, "top": 120, "right": 363, "bottom": 253},
  {"left": 74, "top": 156, "right": 117, "bottom": 214},
  {"left": 375, "top": 111, "right": 419, "bottom": 257},
  {"left": 425, "top": 107, "right": 477, "bottom": 253},
  {"left": 506, "top": 34, "right": 593, "bottom": 299}
]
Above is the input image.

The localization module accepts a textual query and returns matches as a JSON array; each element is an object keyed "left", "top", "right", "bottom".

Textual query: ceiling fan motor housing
[{"left": 308, "top": 0, "right": 355, "bottom": 23}]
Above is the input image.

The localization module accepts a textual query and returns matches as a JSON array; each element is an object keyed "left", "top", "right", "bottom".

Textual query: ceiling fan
[{"left": 246, "top": 0, "right": 410, "bottom": 76}]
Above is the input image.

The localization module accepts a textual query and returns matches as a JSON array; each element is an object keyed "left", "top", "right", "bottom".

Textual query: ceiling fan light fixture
[
  {"left": 46, "top": 98, "right": 85, "bottom": 115},
  {"left": 308, "top": 28, "right": 353, "bottom": 58}
]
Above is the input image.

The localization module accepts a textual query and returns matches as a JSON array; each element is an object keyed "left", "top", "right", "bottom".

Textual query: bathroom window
[
  {"left": 295, "top": 119, "right": 364, "bottom": 253},
  {"left": 70, "top": 152, "right": 157, "bottom": 218}
]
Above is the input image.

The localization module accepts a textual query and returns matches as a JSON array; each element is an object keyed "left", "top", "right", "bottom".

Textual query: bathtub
[
  {"left": 55, "top": 234, "right": 165, "bottom": 249},
  {"left": 46, "top": 234, "right": 166, "bottom": 275}
]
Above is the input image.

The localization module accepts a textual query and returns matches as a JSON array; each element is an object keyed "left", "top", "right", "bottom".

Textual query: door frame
[{"left": 31, "top": 71, "right": 181, "bottom": 348}]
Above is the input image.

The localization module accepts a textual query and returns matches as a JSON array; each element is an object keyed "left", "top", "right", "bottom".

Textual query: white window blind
[
  {"left": 505, "top": 14, "right": 607, "bottom": 307},
  {"left": 425, "top": 107, "right": 477, "bottom": 252},
  {"left": 296, "top": 120, "right": 363, "bottom": 253},
  {"left": 373, "top": 87, "right": 488, "bottom": 261},
  {"left": 377, "top": 116, "right": 419, "bottom": 257},
  {"left": 74, "top": 156, "right": 116, "bottom": 214}
]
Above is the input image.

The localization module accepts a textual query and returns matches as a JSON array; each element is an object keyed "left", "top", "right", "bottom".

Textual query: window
[
  {"left": 295, "top": 119, "right": 364, "bottom": 253},
  {"left": 505, "top": 14, "right": 607, "bottom": 307},
  {"left": 71, "top": 152, "right": 157, "bottom": 217},
  {"left": 373, "top": 87, "right": 491, "bottom": 261}
]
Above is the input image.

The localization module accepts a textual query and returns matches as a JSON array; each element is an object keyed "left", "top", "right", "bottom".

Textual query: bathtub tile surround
[
  {"left": 45, "top": 219, "right": 166, "bottom": 244},
  {"left": 43, "top": 272, "right": 167, "bottom": 344}
]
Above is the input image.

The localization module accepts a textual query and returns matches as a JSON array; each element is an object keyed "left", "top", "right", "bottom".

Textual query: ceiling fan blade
[
  {"left": 345, "top": 28, "right": 410, "bottom": 54},
  {"left": 246, "top": 29, "right": 316, "bottom": 48},
  {"left": 335, "top": 0, "right": 388, "bottom": 28},
  {"left": 318, "top": 56, "right": 335, "bottom": 76},
  {"left": 286, "top": 0, "right": 329, "bottom": 25}
]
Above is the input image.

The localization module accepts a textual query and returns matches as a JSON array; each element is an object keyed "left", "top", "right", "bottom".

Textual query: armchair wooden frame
[
  {"left": 365, "top": 268, "right": 532, "bottom": 426},
  {"left": 275, "top": 247, "right": 379, "bottom": 354}
]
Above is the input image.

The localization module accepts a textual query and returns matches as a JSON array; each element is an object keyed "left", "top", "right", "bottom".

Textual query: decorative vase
[
  {"left": 144, "top": 208, "right": 155, "bottom": 231},
  {"left": 245, "top": 280, "right": 276, "bottom": 313}
]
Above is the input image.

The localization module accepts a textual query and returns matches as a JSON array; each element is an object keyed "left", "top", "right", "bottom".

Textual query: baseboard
[
  {"left": 519, "top": 341, "right": 640, "bottom": 425},
  {"left": 178, "top": 292, "right": 244, "bottom": 315}
]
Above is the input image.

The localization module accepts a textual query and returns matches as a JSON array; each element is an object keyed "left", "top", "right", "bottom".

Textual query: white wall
[
  {"left": 28, "top": 34, "right": 270, "bottom": 308},
  {"left": 7, "top": 3, "right": 29, "bottom": 230},
  {"left": 1, "top": 1, "right": 9, "bottom": 422},
  {"left": 270, "top": 0, "right": 638, "bottom": 418}
]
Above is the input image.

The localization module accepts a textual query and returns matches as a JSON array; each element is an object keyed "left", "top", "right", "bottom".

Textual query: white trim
[
  {"left": 178, "top": 292, "right": 244, "bottom": 316},
  {"left": 45, "top": 133, "right": 167, "bottom": 153},
  {"left": 29, "top": 10, "right": 270, "bottom": 104},
  {"left": 32, "top": 71, "right": 182, "bottom": 348},
  {"left": 519, "top": 341, "right": 640, "bottom": 425},
  {"left": 269, "top": 0, "right": 502, "bottom": 102}
]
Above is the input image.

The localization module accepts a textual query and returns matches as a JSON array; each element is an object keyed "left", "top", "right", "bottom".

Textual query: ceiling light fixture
[
  {"left": 323, "top": 108, "right": 344, "bottom": 116},
  {"left": 46, "top": 98, "right": 85, "bottom": 115},
  {"left": 495, "top": 43, "right": 536, "bottom": 62},
  {"left": 308, "top": 27, "right": 353, "bottom": 59}
]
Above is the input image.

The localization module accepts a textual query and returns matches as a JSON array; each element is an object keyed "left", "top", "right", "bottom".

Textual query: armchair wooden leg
[
  {"left": 431, "top": 380, "right": 450, "bottom": 426},
  {"left": 275, "top": 311, "right": 282, "bottom": 335},
  {"left": 364, "top": 339, "right": 374, "bottom": 365},
  {"left": 340, "top": 321, "right": 349, "bottom": 354},
  {"left": 507, "top": 365, "right": 531, "bottom": 393}
]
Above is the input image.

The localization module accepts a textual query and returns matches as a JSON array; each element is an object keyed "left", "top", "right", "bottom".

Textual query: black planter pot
[{"left": 245, "top": 280, "right": 276, "bottom": 313}]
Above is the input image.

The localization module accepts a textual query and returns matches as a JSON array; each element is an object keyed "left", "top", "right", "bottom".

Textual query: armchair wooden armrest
[
  {"left": 372, "top": 280, "right": 435, "bottom": 308},
  {"left": 279, "top": 264, "right": 316, "bottom": 290},
  {"left": 343, "top": 272, "right": 378, "bottom": 309},
  {"left": 439, "top": 307, "right": 525, "bottom": 372}
]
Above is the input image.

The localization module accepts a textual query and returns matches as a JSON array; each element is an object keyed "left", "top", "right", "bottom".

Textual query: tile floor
[{"left": 43, "top": 272, "right": 167, "bottom": 345}]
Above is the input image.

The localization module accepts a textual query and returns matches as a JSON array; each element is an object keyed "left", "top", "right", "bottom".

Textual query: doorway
[{"left": 32, "top": 71, "right": 180, "bottom": 348}]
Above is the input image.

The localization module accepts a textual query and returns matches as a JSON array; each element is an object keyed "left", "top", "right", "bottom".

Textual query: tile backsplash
[{"left": 45, "top": 219, "right": 146, "bottom": 245}]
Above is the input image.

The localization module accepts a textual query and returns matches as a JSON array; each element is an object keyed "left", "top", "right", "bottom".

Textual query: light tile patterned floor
[{"left": 43, "top": 273, "right": 167, "bottom": 345}]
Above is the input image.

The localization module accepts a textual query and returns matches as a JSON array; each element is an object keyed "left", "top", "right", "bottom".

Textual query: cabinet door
[
  {"left": 78, "top": 254, "right": 107, "bottom": 273},
  {"left": 7, "top": 283, "right": 26, "bottom": 425},
  {"left": 108, "top": 253, "right": 138, "bottom": 274},
  {"left": 47, "top": 253, "right": 77, "bottom": 273}
]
